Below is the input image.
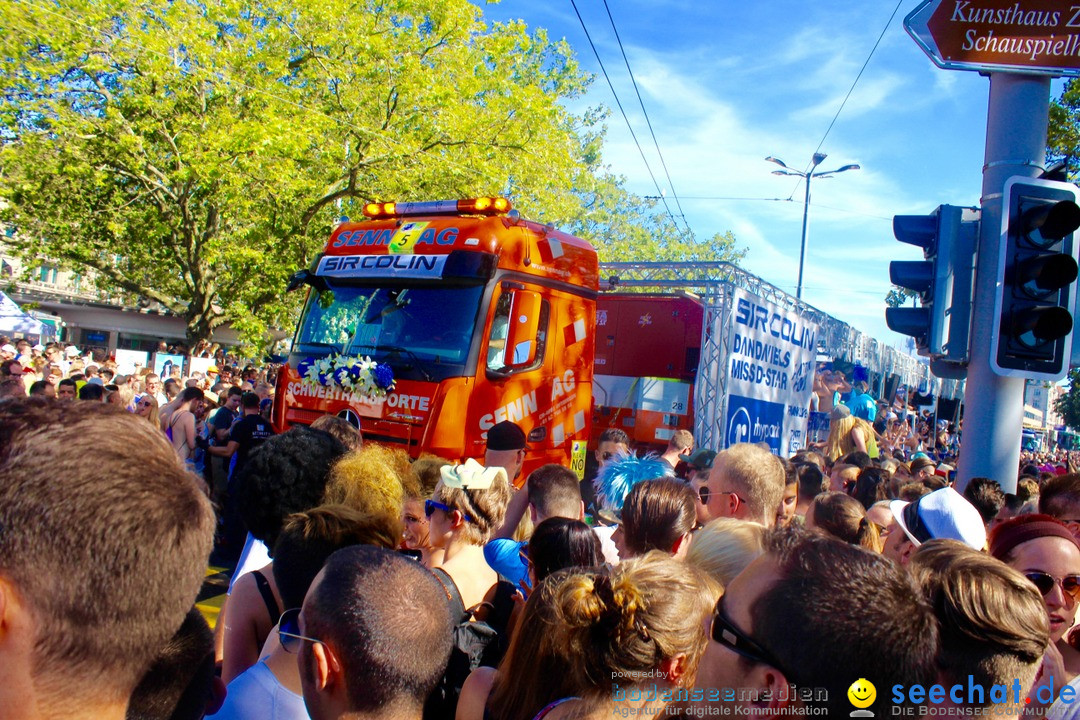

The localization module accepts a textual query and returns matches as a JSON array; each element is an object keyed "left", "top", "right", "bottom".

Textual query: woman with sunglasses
[
  {"left": 134, "top": 393, "right": 160, "bottom": 428},
  {"left": 990, "top": 514, "right": 1080, "bottom": 684},
  {"left": 427, "top": 463, "right": 514, "bottom": 620},
  {"left": 399, "top": 457, "right": 448, "bottom": 568}
]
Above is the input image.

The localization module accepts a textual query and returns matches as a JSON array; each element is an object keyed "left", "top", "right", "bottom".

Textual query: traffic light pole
[{"left": 956, "top": 73, "right": 1051, "bottom": 495}]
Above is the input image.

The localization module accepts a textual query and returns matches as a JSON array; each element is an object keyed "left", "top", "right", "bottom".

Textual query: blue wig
[{"left": 593, "top": 453, "right": 673, "bottom": 512}]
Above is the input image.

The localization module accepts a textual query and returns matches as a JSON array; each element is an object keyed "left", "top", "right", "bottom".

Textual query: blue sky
[{"left": 482, "top": 0, "right": 1068, "bottom": 346}]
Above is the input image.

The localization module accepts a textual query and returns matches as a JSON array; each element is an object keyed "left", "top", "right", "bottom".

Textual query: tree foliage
[
  {"left": 1056, "top": 368, "right": 1080, "bottom": 432},
  {"left": 0, "top": 0, "right": 744, "bottom": 346},
  {"left": 885, "top": 286, "right": 918, "bottom": 308},
  {"left": 1050, "top": 79, "right": 1080, "bottom": 178}
]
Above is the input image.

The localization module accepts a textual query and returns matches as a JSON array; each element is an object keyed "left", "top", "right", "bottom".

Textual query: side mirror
[{"left": 503, "top": 290, "right": 542, "bottom": 367}]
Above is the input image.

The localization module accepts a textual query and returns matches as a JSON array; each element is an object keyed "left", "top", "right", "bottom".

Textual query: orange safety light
[
  {"left": 458, "top": 197, "right": 512, "bottom": 216},
  {"left": 361, "top": 198, "right": 511, "bottom": 218}
]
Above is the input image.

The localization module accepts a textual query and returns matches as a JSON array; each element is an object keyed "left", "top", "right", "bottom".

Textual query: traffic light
[
  {"left": 990, "top": 177, "right": 1080, "bottom": 380},
  {"left": 886, "top": 205, "right": 978, "bottom": 364}
]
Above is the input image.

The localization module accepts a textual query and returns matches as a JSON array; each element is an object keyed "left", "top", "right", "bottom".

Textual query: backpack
[{"left": 425, "top": 567, "right": 516, "bottom": 719}]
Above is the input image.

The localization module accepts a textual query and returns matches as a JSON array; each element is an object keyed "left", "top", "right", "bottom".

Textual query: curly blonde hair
[
  {"left": 550, "top": 551, "right": 720, "bottom": 692},
  {"left": 323, "top": 444, "right": 406, "bottom": 524}
]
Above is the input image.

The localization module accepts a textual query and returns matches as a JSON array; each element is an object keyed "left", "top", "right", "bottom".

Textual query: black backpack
[{"left": 425, "top": 568, "right": 516, "bottom": 719}]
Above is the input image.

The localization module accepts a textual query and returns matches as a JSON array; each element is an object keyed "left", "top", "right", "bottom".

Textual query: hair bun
[
  {"left": 611, "top": 575, "right": 648, "bottom": 637},
  {"left": 559, "top": 576, "right": 607, "bottom": 627}
]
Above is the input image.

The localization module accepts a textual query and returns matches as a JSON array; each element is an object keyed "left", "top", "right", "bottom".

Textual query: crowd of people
[{"left": 8, "top": 340, "right": 1080, "bottom": 720}]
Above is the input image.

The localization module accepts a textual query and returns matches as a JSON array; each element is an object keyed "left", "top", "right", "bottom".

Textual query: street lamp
[{"left": 765, "top": 153, "right": 860, "bottom": 300}]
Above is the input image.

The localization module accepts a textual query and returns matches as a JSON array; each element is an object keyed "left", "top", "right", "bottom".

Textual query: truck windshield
[{"left": 292, "top": 283, "right": 485, "bottom": 382}]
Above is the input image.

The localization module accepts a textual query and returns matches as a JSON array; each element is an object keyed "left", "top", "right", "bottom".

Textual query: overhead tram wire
[
  {"left": 787, "top": 0, "right": 906, "bottom": 201},
  {"left": 600, "top": 0, "right": 690, "bottom": 235},
  {"left": 567, "top": 0, "right": 686, "bottom": 237}
]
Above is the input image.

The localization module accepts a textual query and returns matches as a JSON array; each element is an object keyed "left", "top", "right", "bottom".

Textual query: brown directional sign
[{"left": 905, "top": 0, "right": 1080, "bottom": 76}]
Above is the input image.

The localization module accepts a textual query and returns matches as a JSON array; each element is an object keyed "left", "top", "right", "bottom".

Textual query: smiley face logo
[{"left": 847, "top": 678, "right": 876, "bottom": 709}]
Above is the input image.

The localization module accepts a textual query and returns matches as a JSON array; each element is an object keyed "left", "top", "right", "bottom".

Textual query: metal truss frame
[{"left": 599, "top": 261, "right": 962, "bottom": 449}]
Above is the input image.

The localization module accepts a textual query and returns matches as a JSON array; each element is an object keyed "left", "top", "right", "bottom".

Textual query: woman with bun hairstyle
[
  {"left": 540, "top": 552, "right": 719, "bottom": 719},
  {"left": 806, "top": 491, "right": 882, "bottom": 553}
]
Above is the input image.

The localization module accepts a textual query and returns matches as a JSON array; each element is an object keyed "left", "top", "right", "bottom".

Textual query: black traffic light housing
[
  {"left": 886, "top": 205, "right": 978, "bottom": 370},
  {"left": 990, "top": 177, "right": 1080, "bottom": 380}
]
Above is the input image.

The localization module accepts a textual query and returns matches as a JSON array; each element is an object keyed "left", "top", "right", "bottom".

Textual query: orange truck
[{"left": 274, "top": 198, "right": 599, "bottom": 480}]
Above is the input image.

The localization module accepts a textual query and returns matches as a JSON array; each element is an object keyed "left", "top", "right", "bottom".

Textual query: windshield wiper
[
  {"left": 297, "top": 341, "right": 344, "bottom": 351},
  {"left": 352, "top": 343, "right": 435, "bottom": 383}
]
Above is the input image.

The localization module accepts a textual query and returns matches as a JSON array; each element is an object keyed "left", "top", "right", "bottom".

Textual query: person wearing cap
[
  {"left": 0, "top": 343, "right": 15, "bottom": 362},
  {"left": 990, "top": 515, "right": 1080, "bottom": 682},
  {"left": 659, "top": 429, "right": 694, "bottom": 476},
  {"left": 484, "top": 420, "right": 527, "bottom": 488},
  {"left": 847, "top": 380, "right": 877, "bottom": 422},
  {"left": 883, "top": 487, "right": 987, "bottom": 565}
]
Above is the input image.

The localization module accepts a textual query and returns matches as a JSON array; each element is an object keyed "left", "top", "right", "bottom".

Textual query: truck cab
[{"left": 275, "top": 198, "right": 598, "bottom": 482}]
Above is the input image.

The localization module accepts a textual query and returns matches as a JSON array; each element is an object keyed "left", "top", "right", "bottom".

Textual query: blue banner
[{"left": 725, "top": 394, "right": 786, "bottom": 455}]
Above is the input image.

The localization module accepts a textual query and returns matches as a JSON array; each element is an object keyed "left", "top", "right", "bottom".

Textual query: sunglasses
[
  {"left": 278, "top": 608, "right": 322, "bottom": 654},
  {"left": 425, "top": 499, "right": 474, "bottom": 524},
  {"left": 710, "top": 598, "right": 788, "bottom": 676},
  {"left": 1025, "top": 571, "right": 1080, "bottom": 601},
  {"left": 698, "top": 486, "right": 710, "bottom": 504}
]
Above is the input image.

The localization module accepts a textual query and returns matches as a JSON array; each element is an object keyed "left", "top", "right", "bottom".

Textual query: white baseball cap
[{"left": 889, "top": 487, "right": 986, "bottom": 550}]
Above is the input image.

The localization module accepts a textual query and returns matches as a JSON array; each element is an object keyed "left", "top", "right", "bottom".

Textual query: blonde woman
[
  {"left": 134, "top": 394, "right": 160, "bottom": 428},
  {"left": 823, "top": 403, "right": 878, "bottom": 462},
  {"left": 539, "top": 553, "right": 719, "bottom": 720}
]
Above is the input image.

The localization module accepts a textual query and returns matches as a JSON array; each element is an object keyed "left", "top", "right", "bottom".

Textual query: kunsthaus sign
[{"left": 905, "top": 0, "right": 1080, "bottom": 76}]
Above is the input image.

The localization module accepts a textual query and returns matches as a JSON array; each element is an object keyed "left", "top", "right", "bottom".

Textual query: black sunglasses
[
  {"left": 710, "top": 598, "right": 788, "bottom": 676},
  {"left": 1025, "top": 571, "right": 1080, "bottom": 601},
  {"left": 278, "top": 608, "right": 322, "bottom": 654},
  {"left": 698, "top": 486, "right": 710, "bottom": 504}
]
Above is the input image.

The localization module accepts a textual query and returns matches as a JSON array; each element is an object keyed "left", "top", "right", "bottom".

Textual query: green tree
[
  {"left": 0, "top": 0, "right": 595, "bottom": 345},
  {"left": 885, "top": 286, "right": 918, "bottom": 308},
  {"left": 1056, "top": 368, "right": 1080, "bottom": 431},
  {"left": 1050, "top": 78, "right": 1080, "bottom": 178},
  {"left": 567, "top": 170, "right": 746, "bottom": 270}
]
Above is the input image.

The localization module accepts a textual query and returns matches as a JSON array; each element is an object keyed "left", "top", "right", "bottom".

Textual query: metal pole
[
  {"left": 797, "top": 173, "right": 811, "bottom": 300},
  {"left": 955, "top": 73, "right": 1051, "bottom": 495}
]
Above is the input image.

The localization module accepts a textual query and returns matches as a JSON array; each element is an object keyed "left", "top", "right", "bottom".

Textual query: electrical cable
[{"left": 567, "top": 0, "right": 684, "bottom": 237}]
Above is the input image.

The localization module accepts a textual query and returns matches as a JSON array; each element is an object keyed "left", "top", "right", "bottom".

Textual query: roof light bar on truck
[{"left": 362, "top": 197, "right": 512, "bottom": 219}]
